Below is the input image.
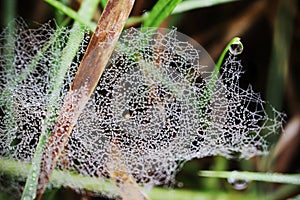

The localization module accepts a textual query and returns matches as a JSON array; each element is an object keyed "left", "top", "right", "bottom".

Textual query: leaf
[
  {"left": 200, "top": 37, "right": 242, "bottom": 109},
  {"left": 44, "top": 0, "right": 97, "bottom": 30},
  {"left": 172, "top": 0, "right": 239, "bottom": 14},
  {"left": 142, "top": 0, "right": 182, "bottom": 27},
  {"left": 21, "top": 0, "right": 100, "bottom": 199}
]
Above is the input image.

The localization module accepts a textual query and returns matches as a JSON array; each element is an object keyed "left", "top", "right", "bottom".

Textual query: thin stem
[
  {"left": 0, "top": 158, "right": 117, "bottom": 195},
  {"left": 199, "top": 170, "right": 300, "bottom": 185},
  {"left": 172, "top": 0, "right": 239, "bottom": 14},
  {"left": 100, "top": 0, "right": 109, "bottom": 8},
  {"left": 44, "top": 0, "right": 148, "bottom": 30},
  {"left": 44, "top": 0, "right": 242, "bottom": 30},
  {"left": 1, "top": 158, "right": 264, "bottom": 200},
  {"left": 2, "top": 0, "right": 16, "bottom": 26},
  {"left": 44, "top": 0, "right": 97, "bottom": 31},
  {"left": 21, "top": 0, "right": 99, "bottom": 199},
  {"left": 1, "top": 0, "right": 17, "bottom": 140},
  {"left": 142, "top": 0, "right": 182, "bottom": 27},
  {"left": 200, "top": 37, "right": 241, "bottom": 109},
  {"left": 126, "top": 12, "right": 148, "bottom": 27}
]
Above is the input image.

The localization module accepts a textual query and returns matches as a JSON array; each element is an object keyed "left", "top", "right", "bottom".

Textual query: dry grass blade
[
  {"left": 107, "top": 141, "right": 149, "bottom": 200},
  {"left": 36, "top": 0, "right": 135, "bottom": 199}
]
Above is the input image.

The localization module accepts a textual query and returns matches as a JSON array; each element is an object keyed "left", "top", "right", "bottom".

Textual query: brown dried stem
[{"left": 36, "top": 0, "right": 135, "bottom": 199}]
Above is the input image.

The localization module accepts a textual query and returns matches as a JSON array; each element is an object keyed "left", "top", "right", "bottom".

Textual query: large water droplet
[
  {"left": 229, "top": 39, "right": 243, "bottom": 55},
  {"left": 227, "top": 172, "right": 249, "bottom": 190},
  {"left": 122, "top": 110, "right": 131, "bottom": 119}
]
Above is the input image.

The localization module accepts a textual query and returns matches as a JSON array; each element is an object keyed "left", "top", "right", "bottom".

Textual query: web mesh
[
  {"left": 0, "top": 19, "right": 91, "bottom": 198},
  {"left": 0, "top": 24, "right": 284, "bottom": 198},
  {"left": 59, "top": 28, "right": 284, "bottom": 189}
]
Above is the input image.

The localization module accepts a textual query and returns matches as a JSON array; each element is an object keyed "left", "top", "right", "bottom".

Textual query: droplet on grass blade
[
  {"left": 229, "top": 38, "right": 243, "bottom": 55},
  {"left": 227, "top": 171, "right": 249, "bottom": 190}
]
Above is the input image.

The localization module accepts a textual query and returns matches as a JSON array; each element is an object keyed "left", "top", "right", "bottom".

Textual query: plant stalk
[{"left": 36, "top": 0, "right": 135, "bottom": 199}]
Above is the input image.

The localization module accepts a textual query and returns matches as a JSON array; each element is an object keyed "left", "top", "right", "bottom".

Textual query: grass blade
[
  {"left": 1, "top": 158, "right": 262, "bottom": 200},
  {"left": 172, "top": 0, "right": 239, "bottom": 14},
  {"left": 199, "top": 170, "right": 300, "bottom": 185},
  {"left": 0, "top": 158, "right": 117, "bottom": 195},
  {"left": 1, "top": 0, "right": 16, "bottom": 27},
  {"left": 21, "top": 0, "right": 100, "bottom": 199},
  {"left": 142, "top": 0, "right": 182, "bottom": 27},
  {"left": 199, "top": 37, "right": 242, "bottom": 112},
  {"left": 36, "top": 0, "right": 135, "bottom": 199},
  {"left": 100, "top": 0, "right": 109, "bottom": 8},
  {"left": 44, "top": 0, "right": 97, "bottom": 30}
]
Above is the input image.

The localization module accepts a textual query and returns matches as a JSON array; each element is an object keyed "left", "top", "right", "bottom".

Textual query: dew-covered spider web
[
  {"left": 0, "top": 19, "right": 92, "bottom": 198},
  {"left": 61, "top": 28, "right": 284, "bottom": 190},
  {"left": 0, "top": 22, "right": 284, "bottom": 198}
]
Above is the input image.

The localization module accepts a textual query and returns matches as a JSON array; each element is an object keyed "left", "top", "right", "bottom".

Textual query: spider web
[
  {"left": 59, "top": 28, "right": 284, "bottom": 190},
  {"left": 0, "top": 24, "right": 284, "bottom": 198}
]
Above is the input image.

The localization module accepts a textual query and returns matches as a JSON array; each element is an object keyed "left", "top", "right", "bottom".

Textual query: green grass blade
[
  {"left": 126, "top": 13, "right": 148, "bottom": 27},
  {"left": 199, "top": 38, "right": 241, "bottom": 191},
  {"left": 199, "top": 170, "right": 300, "bottom": 185},
  {"left": 142, "top": 0, "right": 182, "bottom": 28},
  {"left": 44, "top": 0, "right": 97, "bottom": 30},
  {"left": 100, "top": 0, "right": 108, "bottom": 8},
  {"left": 172, "top": 0, "right": 239, "bottom": 14},
  {"left": 46, "top": 0, "right": 242, "bottom": 29},
  {"left": 212, "top": 37, "right": 242, "bottom": 83},
  {"left": 199, "top": 37, "right": 242, "bottom": 112},
  {"left": 1, "top": 0, "right": 16, "bottom": 27},
  {"left": 21, "top": 0, "right": 99, "bottom": 199},
  {"left": 1, "top": 0, "right": 16, "bottom": 124},
  {"left": 1, "top": 158, "right": 263, "bottom": 199},
  {"left": 0, "top": 158, "right": 117, "bottom": 195},
  {"left": 42, "top": 0, "right": 149, "bottom": 30}
]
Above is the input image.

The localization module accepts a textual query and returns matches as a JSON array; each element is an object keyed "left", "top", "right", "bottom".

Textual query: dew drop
[
  {"left": 229, "top": 39, "right": 243, "bottom": 55},
  {"left": 227, "top": 175, "right": 249, "bottom": 190},
  {"left": 23, "top": 196, "right": 32, "bottom": 200},
  {"left": 29, "top": 186, "right": 34, "bottom": 192},
  {"left": 31, "top": 172, "right": 37, "bottom": 179},
  {"left": 177, "top": 182, "right": 184, "bottom": 188},
  {"left": 122, "top": 110, "right": 131, "bottom": 119},
  {"left": 124, "top": 113, "right": 131, "bottom": 119}
]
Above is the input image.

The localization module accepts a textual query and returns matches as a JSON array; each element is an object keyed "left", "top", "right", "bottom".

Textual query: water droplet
[
  {"left": 122, "top": 110, "right": 131, "bottom": 119},
  {"left": 227, "top": 172, "right": 249, "bottom": 190},
  {"left": 23, "top": 196, "right": 32, "bottom": 200},
  {"left": 229, "top": 39, "right": 243, "bottom": 55},
  {"left": 28, "top": 186, "right": 34, "bottom": 192},
  {"left": 31, "top": 172, "right": 37, "bottom": 179},
  {"left": 177, "top": 182, "right": 184, "bottom": 188}
]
